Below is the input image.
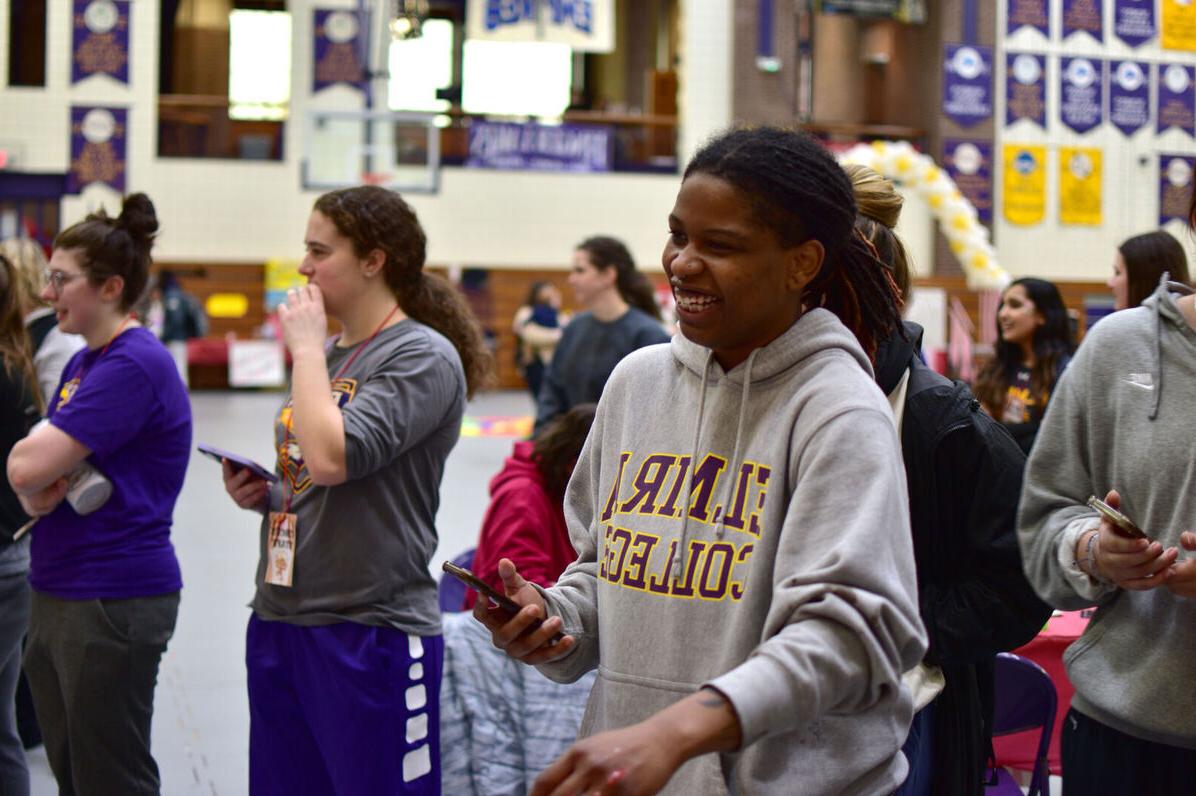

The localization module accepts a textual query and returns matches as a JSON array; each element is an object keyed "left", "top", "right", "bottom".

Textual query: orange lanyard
[
  {"left": 63, "top": 315, "right": 136, "bottom": 402},
  {"left": 279, "top": 306, "right": 400, "bottom": 512}
]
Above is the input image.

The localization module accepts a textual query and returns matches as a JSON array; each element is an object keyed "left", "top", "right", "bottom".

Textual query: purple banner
[
  {"left": 1007, "top": 0, "right": 1049, "bottom": 37},
  {"left": 1063, "top": 0, "right": 1103, "bottom": 42},
  {"left": 1006, "top": 53, "right": 1046, "bottom": 128},
  {"left": 1110, "top": 60, "right": 1150, "bottom": 136},
  {"left": 313, "top": 9, "right": 368, "bottom": 93},
  {"left": 71, "top": 0, "right": 130, "bottom": 85},
  {"left": 1160, "top": 155, "right": 1196, "bottom": 226},
  {"left": 1060, "top": 57, "right": 1104, "bottom": 134},
  {"left": 943, "top": 45, "right": 993, "bottom": 128},
  {"left": 1114, "top": 0, "right": 1156, "bottom": 47},
  {"left": 466, "top": 121, "right": 613, "bottom": 172},
  {"left": 67, "top": 106, "right": 127, "bottom": 194},
  {"left": 943, "top": 139, "right": 993, "bottom": 223},
  {"left": 1157, "top": 64, "right": 1195, "bottom": 136}
]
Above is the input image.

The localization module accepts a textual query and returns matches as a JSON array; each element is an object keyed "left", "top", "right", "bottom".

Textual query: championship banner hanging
[
  {"left": 1114, "top": 0, "right": 1156, "bottom": 48},
  {"left": 1007, "top": 0, "right": 1049, "bottom": 37},
  {"left": 71, "top": 0, "right": 130, "bottom": 85},
  {"left": 1163, "top": 0, "right": 1196, "bottom": 52},
  {"left": 466, "top": 120, "right": 613, "bottom": 172},
  {"left": 313, "top": 9, "right": 368, "bottom": 93},
  {"left": 67, "top": 106, "right": 127, "bottom": 194},
  {"left": 1006, "top": 53, "right": 1046, "bottom": 128},
  {"left": 1110, "top": 60, "right": 1150, "bottom": 136},
  {"left": 1060, "top": 57, "right": 1104, "bottom": 134},
  {"left": 1003, "top": 144, "right": 1047, "bottom": 226},
  {"left": 1059, "top": 147, "right": 1103, "bottom": 226},
  {"left": 1157, "top": 63, "right": 1195, "bottom": 135},
  {"left": 1159, "top": 154, "right": 1196, "bottom": 225},
  {"left": 466, "top": 0, "right": 615, "bottom": 52},
  {"left": 1063, "top": 0, "right": 1103, "bottom": 42},
  {"left": 943, "top": 44, "right": 993, "bottom": 128},
  {"left": 943, "top": 139, "right": 993, "bottom": 223}
]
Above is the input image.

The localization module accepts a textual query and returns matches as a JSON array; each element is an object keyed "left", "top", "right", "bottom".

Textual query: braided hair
[{"left": 684, "top": 127, "right": 903, "bottom": 357}]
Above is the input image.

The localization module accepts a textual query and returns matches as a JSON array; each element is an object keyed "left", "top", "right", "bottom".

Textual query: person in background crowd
[
  {"left": 533, "top": 236, "right": 669, "bottom": 432},
  {"left": 0, "top": 253, "right": 41, "bottom": 796},
  {"left": 221, "top": 185, "right": 492, "bottom": 795},
  {"left": 848, "top": 164, "right": 1051, "bottom": 796},
  {"left": 465, "top": 403, "right": 596, "bottom": 609},
  {"left": 142, "top": 269, "right": 209, "bottom": 343},
  {"left": 0, "top": 238, "right": 85, "bottom": 407},
  {"left": 1109, "top": 230, "right": 1191, "bottom": 311},
  {"left": 7, "top": 193, "right": 192, "bottom": 795},
  {"left": 513, "top": 281, "right": 566, "bottom": 401},
  {"left": 476, "top": 127, "right": 925, "bottom": 795},
  {"left": 1017, "top": 198, "right": 1196, "bottom": 795},
  {"left": 973, "top": 278, "right": 1074, "bottom": 454}
]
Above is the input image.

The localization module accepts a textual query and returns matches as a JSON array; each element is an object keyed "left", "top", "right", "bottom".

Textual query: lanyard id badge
[{"left": 266, "top": 511, "right": 297, "bottom": 587}]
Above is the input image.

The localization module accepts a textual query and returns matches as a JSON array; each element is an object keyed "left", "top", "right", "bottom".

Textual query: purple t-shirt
[{"left": 31, "top": 327, "right": 191, "bottom": 599}]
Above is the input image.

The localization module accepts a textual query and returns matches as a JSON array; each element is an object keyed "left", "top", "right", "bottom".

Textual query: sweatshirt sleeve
[
  {"left": 706, "top": 407, "right": 926, "bottom": 746},
  {"left": 1017, "top": 340, "right": 1117, "bottom": 610},
  {"left": 532, "top": 396, "right": 608, "bottom": 684}
]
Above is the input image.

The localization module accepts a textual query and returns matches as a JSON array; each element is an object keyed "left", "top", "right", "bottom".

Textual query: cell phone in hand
[
  {"left": 1087, "top": 495, "right": 1151, "bottom": 541},
  {"left": 442, "top": 561, "right": 564, "bottom": 643},
  {"left": 198, "top": 444, "right": 278, "bottom": 483}
]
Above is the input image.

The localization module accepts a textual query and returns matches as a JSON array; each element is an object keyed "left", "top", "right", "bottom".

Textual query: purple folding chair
[
  {"left": 986, "top": 652, "right": 1057, "bottom": 796},
  {"left": 438, "top": 548, "right": 476, "bottom": 613}
]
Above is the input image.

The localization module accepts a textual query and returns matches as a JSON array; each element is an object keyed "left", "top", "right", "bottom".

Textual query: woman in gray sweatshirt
[{"left": 474, "top": 127, "right": 927, "bottom": 795}]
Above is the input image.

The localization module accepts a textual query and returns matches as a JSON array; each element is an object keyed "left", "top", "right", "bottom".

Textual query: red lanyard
[
  {"left": 65, "top": 315, "right": 136, "bottom": 399},
  {"left": 279, "top": 305, "right": 401, "bottom": 511}
]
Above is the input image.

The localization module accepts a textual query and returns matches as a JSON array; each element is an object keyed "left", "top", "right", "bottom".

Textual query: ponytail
[
  {"left": 393, "top": 271, "right": 494, "bottom": 398},
  {"left": 577, "top": 235, "right": 662, "bottom": 321},
  {"left": 803, "top": 233, "right": 903, "bottom": 358}
]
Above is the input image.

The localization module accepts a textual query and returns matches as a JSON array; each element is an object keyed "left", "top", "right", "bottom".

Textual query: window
[
  {"left": 228, "top": 9, "right": 292, "bottom": 121},
  {"left": 7, "top": 0, "right": 47, "bottom": 87},
  {"left": 387, "top": 18, "right": 454, "bottom": 113},
  {"left": 462, "top": 40, "right": 573, "bottom": 118}
]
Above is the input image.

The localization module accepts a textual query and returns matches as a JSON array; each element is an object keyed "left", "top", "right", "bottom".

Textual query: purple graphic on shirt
[
  {"left": 943, "top": 44, "right": 992, "bottom": 128},
  {"left": 1110, "top": 60, "right": 1150, "bottom": 137},
  {"left": 1006, "top": 53, "right": 1046, "bottom": 128},
  {"left": 1114, "top": 0, "right": 1156, "bottom": 48},
  {"left": 1060, "top": 57, "right": 1104, "bottom": 134}
]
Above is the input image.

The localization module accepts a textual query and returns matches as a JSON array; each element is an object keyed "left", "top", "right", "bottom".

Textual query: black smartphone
[
  {"left": 442, "top": 561, "right": 564, "bottom": 642},
  {"left": 1087, "top": 495, "right": 1150, "bottom": 540}
]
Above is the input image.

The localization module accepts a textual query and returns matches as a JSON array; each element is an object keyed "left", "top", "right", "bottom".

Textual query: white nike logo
[
  {"left": 1125, "top": 373, "right": 1154, "bottom": 390},
  {"left": 1124, "top": 380, "right": 1155, "bottom": 391}
]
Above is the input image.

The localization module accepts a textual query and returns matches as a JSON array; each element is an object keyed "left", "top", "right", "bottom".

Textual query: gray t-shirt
[{"left": 252, "top": 320, "right": 465, "bottom": 635}]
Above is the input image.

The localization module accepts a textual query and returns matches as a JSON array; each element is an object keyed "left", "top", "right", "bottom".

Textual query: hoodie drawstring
[
  {"left": 716, "top": 349, "right": 758, "bottom": 540},
  {"left": 672, "top": 352, "right": 713, "bottom": 582}
]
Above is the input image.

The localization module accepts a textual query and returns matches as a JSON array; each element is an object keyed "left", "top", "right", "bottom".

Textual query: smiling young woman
[{"left": 473, "top": 127, "right": 925, "bottom": 796}]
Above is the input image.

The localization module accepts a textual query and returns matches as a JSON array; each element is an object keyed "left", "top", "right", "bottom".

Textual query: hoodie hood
[
  {"left": 874, "top": 322, "right": 923, "bottom": 395},
  {"left": 489, "top": 440, "right": 543, "bottom": 495},
  {"left": 1138, "top": 274, "right": 1193, "bottom": 420}
]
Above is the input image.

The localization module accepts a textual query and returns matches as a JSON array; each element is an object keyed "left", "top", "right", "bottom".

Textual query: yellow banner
[
  {"left": 1059, "top": 147, "right": 1102, "bottom": 226},
  {"left": 1002, "top": 144, "right": 1046, "bottom": 226},
  {"left": 264, "top": 258, "right": 304, "bottom": 310},
  {"left": 1163, "top": 0, "right": 1196, "bottom": 52}
]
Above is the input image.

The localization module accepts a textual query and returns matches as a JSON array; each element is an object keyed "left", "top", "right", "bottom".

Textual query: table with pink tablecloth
[{"left": 992, "top": 610, "right": 1090, "bottom": 776}]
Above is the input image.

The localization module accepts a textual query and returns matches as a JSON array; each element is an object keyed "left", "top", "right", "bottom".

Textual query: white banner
[{"left": 466, "top": 0, "right": 615, "bottom": 53}]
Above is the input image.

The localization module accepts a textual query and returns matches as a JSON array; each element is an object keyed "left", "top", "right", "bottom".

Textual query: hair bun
[{"left": 117, "top": 192, "right": 160, "bottom": 244}]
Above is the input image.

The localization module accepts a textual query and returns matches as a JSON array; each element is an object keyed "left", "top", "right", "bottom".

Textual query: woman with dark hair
[
  {"left": 475, "top": 127, "right": 924, "bottom": 795},
  {"left": 513, "top": 281, "right": 565, "bottom": 400},
  {"left": 1109, "top": 230, "right": 1190, "bottom": 310},
  {"left": 973, "top": 277, "right": 1074, "bottom": 454},
  {"left": 533, "top": 236, "right": 669, "bottom": 431},
  {"left": 7, "top": 194, "right": 192, "bottom": 794},
  {"left": 0, "top": 253, "right": 40, "bottom": 795},
  {"left": 466, "top": 403, "right": 597, "bottom": 609},
  {"left": 221, "top": 185, "right": 491, "bottom": 795}
]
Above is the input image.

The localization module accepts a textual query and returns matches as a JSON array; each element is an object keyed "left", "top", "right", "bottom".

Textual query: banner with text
[
  {"left": 1157, "top": 63, "right": 1195, "bottom": 135},
  {"left": 466, "top": 0, "right": 615, "bottom": 52},
  {"left": 1059, "top": 147, "right": 1103, "bottom": 226},
  {"left": 1162, "top": 0, "right": 1196, "bottom": 51},
  {"left": 1003, "top": 144, "right": 1047, "bottom": 226},
  {"left": 1114, "top": 0, "right": 1156, "bottom": 47},
  {"left": 71, "top": 0, "right": 130, "bottom": 85},
  {"left": 1063, "top": 0, "right": 1103, "bottom": 42},
  {"left": 1060, "top": 57, "right": 1104, "bottom": 134},
  {"left": 944, "top": 139, "right": 993, "bottom": 223},
  {"left": 1160, "top": 154, "right": 1196, "bottom": 225},
  {"left": 466, "top": 121, "right": 613, "bottom": 172},
  {"left": 1007, "top": 53, "right": 1046, "bottom": 128},
  {"left": 943, "top": 45, "right": 993, "bottom": 128},
  {"left": 313, "top": 9, "right": 368, "bottom": 93},
  {"left": 1110, "top": 60, "right": 1150, "bottom": 136},
  {"left": 67, "top": 106, "right": 127, "bottom": 194},
  {"left": 1008, "top": 0, "right": 1049, "bottom": 37}
]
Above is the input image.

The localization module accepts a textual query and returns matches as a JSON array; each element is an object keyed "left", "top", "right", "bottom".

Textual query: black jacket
[{"left": 876, "top": 323, "right": 1052, "bottom": 796}]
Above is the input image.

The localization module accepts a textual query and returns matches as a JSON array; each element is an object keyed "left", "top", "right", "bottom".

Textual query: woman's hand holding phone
[
  {"left": 222, "top": 459, "right": 270, "bottom": 513},
  {"left": 1089, "top": 490, "right": 1178, "bottom": 590},
  {"left": 472, "top": 558, "right": 575, "bottom": 665}
]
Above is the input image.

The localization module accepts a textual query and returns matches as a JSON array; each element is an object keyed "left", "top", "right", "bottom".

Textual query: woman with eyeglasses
[{"left": 6, "top": 194, "right": 192, "bottom": 795}]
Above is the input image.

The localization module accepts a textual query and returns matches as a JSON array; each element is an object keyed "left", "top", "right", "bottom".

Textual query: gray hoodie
[
  {"left": 1019, "top": 281, "right": 1196, "bottom": 749},
  {"left": 536, "top": 309, "right": 926, "bottom": 795}
]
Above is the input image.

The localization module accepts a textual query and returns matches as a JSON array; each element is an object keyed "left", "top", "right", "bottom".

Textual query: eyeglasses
[{"left": 43, "top": 269, "right": 82, "bottom": 293}]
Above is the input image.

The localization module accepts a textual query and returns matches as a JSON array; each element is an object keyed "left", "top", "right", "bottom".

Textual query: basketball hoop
[{"left": 360, "top": 171, "right": 393, "bottom": 186}]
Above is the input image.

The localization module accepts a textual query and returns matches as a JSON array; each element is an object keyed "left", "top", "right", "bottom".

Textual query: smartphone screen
[
  {"left": 1087, "top": 495, "right": 1150, "bottom": 540},
  {"left": 443, "top": 561, "right": 564, "bottom": 642}
]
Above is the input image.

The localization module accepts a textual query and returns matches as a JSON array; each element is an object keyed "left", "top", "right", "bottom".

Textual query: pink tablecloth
[{"left": 992, "top": 610, "right": 1090, "bottom": 776}]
